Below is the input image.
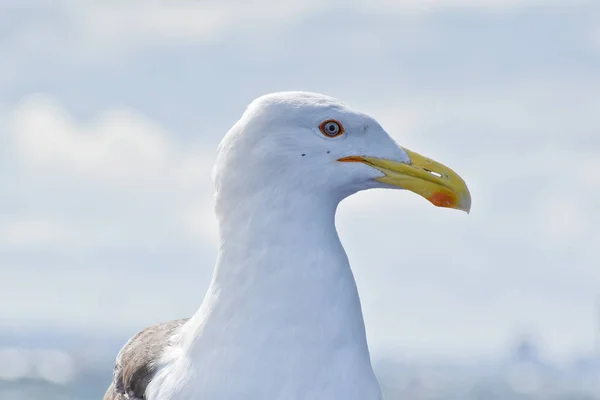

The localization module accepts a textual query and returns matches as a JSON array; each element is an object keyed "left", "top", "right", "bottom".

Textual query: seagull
[{"left": 103, "top": 91, "right": 471, "bottom": 400}]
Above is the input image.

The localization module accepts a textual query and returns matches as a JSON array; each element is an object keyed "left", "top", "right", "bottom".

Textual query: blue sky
[{"left": 1, "top": 0, "right": 599, "bottom": 362}]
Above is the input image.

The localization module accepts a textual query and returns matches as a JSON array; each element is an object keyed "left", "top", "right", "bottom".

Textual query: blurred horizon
[
  {"left": 1, "top": 329, "right": 599, "bottom": 398},
  {"left": 1, "top": 0, "right": 599, "bottom": 398}
]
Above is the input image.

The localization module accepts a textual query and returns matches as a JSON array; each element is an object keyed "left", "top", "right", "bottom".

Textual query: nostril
[{"left": 424, "top": 168, "right": 442, "bottom": 178}]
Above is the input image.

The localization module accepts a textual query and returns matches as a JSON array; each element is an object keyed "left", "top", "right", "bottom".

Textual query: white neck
[{"left": 176, "top": 187, "right": 381, "bottom": 399}]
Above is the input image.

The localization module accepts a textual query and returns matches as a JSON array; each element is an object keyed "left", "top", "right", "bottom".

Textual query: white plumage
[{"left": 105, "top": 91, "right": 470, "bottom": 400}]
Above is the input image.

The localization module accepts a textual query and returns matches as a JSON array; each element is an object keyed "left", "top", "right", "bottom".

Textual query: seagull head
[{"left": 214, "top": 91, "right": 471, "bottom": 213}]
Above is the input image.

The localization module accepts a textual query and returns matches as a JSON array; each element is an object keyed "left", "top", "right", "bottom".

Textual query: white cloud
[
  {"left": 66, "top": 0, "right": 553, "bottom": 48},
  {"left": 594, "top": 26, "right": 600, "bottom": 43},
  {"left": 365, "top": 0, "right": 563, "bottom": 13},
  {"left": 3, "top": 95, "right": 218, "bottom": 250},
  {"left": 538, "top": 195, "right": 588, "bottom": 243},
  {"left": 1, "top": 0, "right": 586, "bottom": 60},
  {"left": 0, "top": 217, "right": 83, "bottom": 248},
  {"left": 371, "top": 79, "right": 600, "bottom": 147},
  {"left": 580, "top": 158, "right": 600, "bottom": 188},
  {"left": 12, "top": 95, "right": 175, "bottom": 184},
  {"left": 22, "top": 0, "right": 324, "bottom": 54}
]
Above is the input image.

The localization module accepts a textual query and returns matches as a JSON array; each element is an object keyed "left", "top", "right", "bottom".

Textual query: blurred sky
[{"left": 1, "top": 0, "right": 599, "bottom": 362}]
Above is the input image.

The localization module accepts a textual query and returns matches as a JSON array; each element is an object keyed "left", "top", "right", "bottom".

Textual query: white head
[{"left": 214, "top": 91, "right": 470, "bottom": 212}]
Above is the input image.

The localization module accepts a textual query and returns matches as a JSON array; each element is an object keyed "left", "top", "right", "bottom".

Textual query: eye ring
[{"left": 319, "top": 120, "right": 344, "bottom": 138}]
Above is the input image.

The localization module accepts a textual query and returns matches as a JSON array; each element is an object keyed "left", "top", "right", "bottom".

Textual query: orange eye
[{"left": 319, "top": 120, "right": 344, "bottom": 137}]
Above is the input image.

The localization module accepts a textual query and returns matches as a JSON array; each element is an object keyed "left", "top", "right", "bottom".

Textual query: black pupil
[{"left": 328, "top": 124, "right": 337, "bottom": 132}]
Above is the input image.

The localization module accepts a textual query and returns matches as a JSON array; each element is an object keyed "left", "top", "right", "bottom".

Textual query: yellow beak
[{"left": 339, "top": 148, "right": 471, "bottom": 213}]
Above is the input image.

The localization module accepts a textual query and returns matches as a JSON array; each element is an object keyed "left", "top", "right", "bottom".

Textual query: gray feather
[{"left": 103, "top": 319, "right": 189, "bottom": 400}]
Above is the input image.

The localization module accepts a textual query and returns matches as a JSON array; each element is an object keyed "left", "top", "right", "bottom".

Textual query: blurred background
[{"left": 1, "top": 0, "right": 599, "bottom": 399}]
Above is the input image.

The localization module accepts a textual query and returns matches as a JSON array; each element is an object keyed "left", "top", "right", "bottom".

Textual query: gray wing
[{"left": 103, "top": 318, "right": 189, "bottom": 400}]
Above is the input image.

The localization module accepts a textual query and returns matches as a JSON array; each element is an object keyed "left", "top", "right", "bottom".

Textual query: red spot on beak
[{"left": 428, "top": 192, "right": 455, "bottom": 208}]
